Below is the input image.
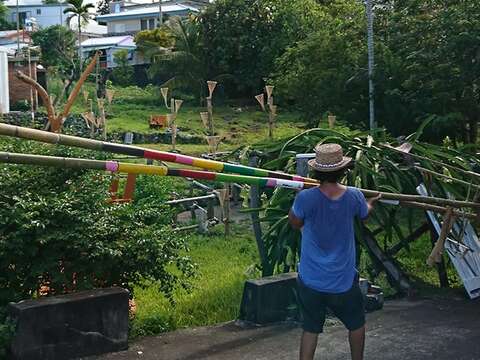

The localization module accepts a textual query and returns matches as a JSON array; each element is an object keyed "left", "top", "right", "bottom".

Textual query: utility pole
[
  {"left": 366, "top": 0, "right": 375, "bottom": 130},
  {"left": 158, "top": 0, "right": 163, "bottom": 26},
  {"left": 16, "top": 0, "right": 20, "bottom": 53}
]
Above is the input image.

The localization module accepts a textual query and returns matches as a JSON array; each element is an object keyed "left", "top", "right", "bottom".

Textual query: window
[
  {"left": 140, "top": 19, "right": 148, "bottom": 30},
  {"left": 148, "top": 18, "right": 155, "bottom": 29},
  {"left": 36, "top": 8, "right": 41, "bottom": 15}
]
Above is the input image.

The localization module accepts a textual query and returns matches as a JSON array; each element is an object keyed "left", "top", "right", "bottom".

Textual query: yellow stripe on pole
[
  {"left": 192, "top": 158, "right": 224, "bottom": 172},
  {"left": 118, "top": 163, "right": 168, "bottom": 176}
]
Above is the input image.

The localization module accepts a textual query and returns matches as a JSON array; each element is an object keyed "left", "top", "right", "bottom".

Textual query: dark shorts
[{"left": 297, "top": 276, "right": 365, "bottom": 334}]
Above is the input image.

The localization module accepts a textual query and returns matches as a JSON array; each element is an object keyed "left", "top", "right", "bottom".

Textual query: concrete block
[
  {"left": 239, "top": 273, "right": 298, "bottom": 325},
  {"left": 7, "top": 287, "right": 129, "bottom": 360}
]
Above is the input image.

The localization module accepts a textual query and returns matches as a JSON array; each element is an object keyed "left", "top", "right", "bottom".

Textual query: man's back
[{"left": 292, "top": 186, "right": 368, "bottom": 293}]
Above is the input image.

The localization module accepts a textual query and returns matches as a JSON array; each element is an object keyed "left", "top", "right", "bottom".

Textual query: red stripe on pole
[
  {"left": 178, "top": 169, "right": 217, "bottom": 180},
  {"left": 144, "top": 150, "right": 177, "bottom": 162}
]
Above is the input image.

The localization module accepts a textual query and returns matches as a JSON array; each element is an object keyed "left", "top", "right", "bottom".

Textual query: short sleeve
[
  {"left": 356, "top": 189, "right": 369, "bottom": 220},
  {"left": 292, "top": 190, "right": 307, "bottom": 220}
]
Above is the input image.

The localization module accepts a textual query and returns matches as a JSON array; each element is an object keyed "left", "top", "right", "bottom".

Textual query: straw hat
[{"left": 308, "top": 143, "right": 352, "bottom": 172}]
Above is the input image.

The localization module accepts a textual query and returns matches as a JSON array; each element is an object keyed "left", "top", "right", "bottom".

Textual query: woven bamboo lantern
[
  {"left": 82, "top": 90, "right": 89, "bottom": 103},
  {"left": 206, "top": 135, "right": 221, "bottom": 154},
  {"left": 265, "top": 85, "right": 274, "bottom": 99},
  {"left": 106, "top": 89, "right": 115, "bottom": 105},
  {"left": 328, "top": 115, "right": 336, "bottom": 128},
  {"left": 207, "top": 81, "right": 217, "bottom": 98},
  {"left": 255, "top": 85, "right": 277, "bottom": 139},
  {"left": 255, "top": 94, "right": 265, "bottom": 111},
  {"left": 175, "top": 99, "right": 183, "bottom": 114},
  {"left": 161, "top": 87, "right": 169, "bottom": 107},
  {"left": 200, "top": 112, "right": 209, "bottom": 129}
]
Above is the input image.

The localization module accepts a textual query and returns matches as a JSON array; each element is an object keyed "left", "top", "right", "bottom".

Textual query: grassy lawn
[
  {"left": 130, "top": 226, "right": 259, "bottom": 338},
  {"left": 71, "top": 85, "right": 306, "bottom": 148}
]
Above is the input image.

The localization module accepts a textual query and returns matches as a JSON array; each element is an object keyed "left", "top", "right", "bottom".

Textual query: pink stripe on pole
[
  {"left": 266, "top": 179, "right": 277, "bottom": 187},
  {"left": 175, "top": 154, "right": 194, "bottom": 165},
  {"left": 106, "top": 161, "right": 119, "bottom": 172}
]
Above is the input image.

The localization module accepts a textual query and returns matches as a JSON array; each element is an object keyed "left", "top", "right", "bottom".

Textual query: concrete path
[{"left": 94, "top": 297, "right": 480, "bottom": 360}]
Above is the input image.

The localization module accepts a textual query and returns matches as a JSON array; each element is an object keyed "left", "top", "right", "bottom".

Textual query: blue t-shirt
[{"left": 292, "top": 186, "right": 368, "bottom": 293}]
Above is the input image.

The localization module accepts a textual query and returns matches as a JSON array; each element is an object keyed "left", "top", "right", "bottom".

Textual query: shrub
[{"left": 0, "top": 140, "right": 194, "bottom": 307}]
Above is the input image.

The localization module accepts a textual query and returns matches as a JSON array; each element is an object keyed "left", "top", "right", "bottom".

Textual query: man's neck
[{"left": 319, "top": 182, "right": 347, "bottom": 200}]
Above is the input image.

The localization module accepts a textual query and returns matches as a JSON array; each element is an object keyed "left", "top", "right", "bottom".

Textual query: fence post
[{"left": 249, "top": 154, "right": 268, "bottom": 274}]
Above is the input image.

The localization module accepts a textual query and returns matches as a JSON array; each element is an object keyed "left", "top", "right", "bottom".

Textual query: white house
[
  {"left": 80, "top": 35, "right": 141, "bottom": 68},
  {"left": 96, "top": 2, "right": 200, "bottom": 35},
  {"left": 4, "top": 0, "right": 106, "bottom": 39},
  {"left": 4, "top": 0, "right": 72, "bottom": 28}
]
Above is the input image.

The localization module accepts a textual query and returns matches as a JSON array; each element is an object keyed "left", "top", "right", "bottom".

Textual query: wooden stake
[{"left": 427, "top": 207, "right": 455, "bottom": 266}]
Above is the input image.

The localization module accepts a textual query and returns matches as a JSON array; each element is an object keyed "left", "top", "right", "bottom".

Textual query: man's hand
[{"left": 366, "top": 193, "right": 382, "bottom": 215}]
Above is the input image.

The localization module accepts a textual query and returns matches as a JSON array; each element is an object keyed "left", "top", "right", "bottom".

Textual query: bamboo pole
[
  {"left": 0, "top": 123, "right": 318, "bottom": 183},
  {"left": 1, "top": 149, "right": 480, "bottom": 214},
  {"left": 414, "top": 165, "right": 480, "bottom": 191},
  {"left": 381, "top": 143, "right": 480, "bottom": 182},
  {"left": 399, "top": 201, "right": 477, "bottom": 221},
  {"left": 427, "top": 207, "right": 455, "bottom": 266},
  {"left": 1, "top": 123, "right": 480, "bottom": 211}
]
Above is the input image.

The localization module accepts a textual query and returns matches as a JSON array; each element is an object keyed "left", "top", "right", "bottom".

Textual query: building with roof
[
  {"left": 96, "top": 1, "right": 202, "bottom": 35},
  {"left": 4, "top": 0, "right": 72, "bottom": 28},
  {"left": 80, "top": 35, "right": 143, "bottom": 68},
  {"left": 4, "top": 0, "right": 106, "bottom": 39}
]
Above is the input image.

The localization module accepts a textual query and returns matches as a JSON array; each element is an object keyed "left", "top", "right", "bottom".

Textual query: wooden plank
[{"left": 417, "top": 184, "right": 480, "bottom": 299}]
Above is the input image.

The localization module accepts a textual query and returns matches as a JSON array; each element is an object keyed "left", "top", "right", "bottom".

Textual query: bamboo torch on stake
[{"left": 255, "top": 85, "right": 277, "bottom": 139}]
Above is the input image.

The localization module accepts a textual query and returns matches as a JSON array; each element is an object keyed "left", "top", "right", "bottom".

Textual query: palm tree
[
  {"left": 147, "top": 17, "right": 233, "bottom": 103},
  {"left": 63, "top": 0, "right": 94, "bottom": 70}
]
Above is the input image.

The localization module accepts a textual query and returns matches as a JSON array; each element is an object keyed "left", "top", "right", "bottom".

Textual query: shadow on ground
[{"left": 90, "top": 297, "right": 480, "bottom": 360}]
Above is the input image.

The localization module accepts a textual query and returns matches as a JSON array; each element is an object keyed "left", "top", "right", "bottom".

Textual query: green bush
[{"left": 0, "top": 140, "right": 194, "bottom": 307}]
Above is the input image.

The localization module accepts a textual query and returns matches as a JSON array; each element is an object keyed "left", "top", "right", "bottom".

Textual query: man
[{"left": 289, "top": 143, "right": 380, "bottom": 360}]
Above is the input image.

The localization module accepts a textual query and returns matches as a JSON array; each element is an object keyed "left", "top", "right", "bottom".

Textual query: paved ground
[{"left": 93, "top": 296, "right": 480, "bottom": 360}]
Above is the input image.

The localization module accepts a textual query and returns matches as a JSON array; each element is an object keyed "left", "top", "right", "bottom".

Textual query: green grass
[
  {"left": 130, "top": 226, "right": 259, "bottom": 338},
  {"left": 69, "top": 84, "right": 306, "bottom": 148}
]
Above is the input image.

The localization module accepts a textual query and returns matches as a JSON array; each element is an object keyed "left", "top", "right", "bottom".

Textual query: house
[
  {"left": 4, "top": 0, "right": 72, "bottom": 28},
  {"left": 70, "top": 19, "right": 108, "bottom": 41},
  {"left": 0, "top": 45, "right": 43, "bottom": 111},
  {"left": 80, "top": 35, "right": 140, "bottom": 69},
  {"left": 4, "top": 0, "right": 107, "bottom": 39},
  {"left": 96, "top": 1, "right": 201, "bottom": 35},
  {"left": 0, "top": 30, "right": 32, "bottom": 54}
]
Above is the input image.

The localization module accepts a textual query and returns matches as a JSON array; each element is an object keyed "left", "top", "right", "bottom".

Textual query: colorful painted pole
[
  {"left": 0, "top": 151, "right": 315, "bottom": 190},
  {"left": 0, "top": 150, "right": 478, "bottom": 217},
  {"left": 0, "top": 123, "right": 318, "bottom": 184}
]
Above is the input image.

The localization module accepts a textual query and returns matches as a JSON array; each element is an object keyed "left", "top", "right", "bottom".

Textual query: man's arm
[
  {"left": 289, "top": 209, "right": 304, "bottom": 230},
  {"left": 364, "top": 194, "right": 382, "bottom": 219}
]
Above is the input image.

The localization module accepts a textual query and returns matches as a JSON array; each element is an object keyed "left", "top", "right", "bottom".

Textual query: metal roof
[
  {"left": 96, "top": 3, "right": 198, "bottom": 21},
  {"left": 81, "top": 35, "right": 136, "bottom": 49}
]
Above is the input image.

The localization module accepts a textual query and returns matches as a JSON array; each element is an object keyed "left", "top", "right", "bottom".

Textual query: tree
[
  {"left": 198, "top": 0, "right": 324, "bottom": 97},
  {"left": 375, "top": 0, "right": 480, "bottom": 143},
  {"left": 272, "top": 0, "right": 366, "bottom": 127},
  {"left": 63, "top": 0, "right": 95, "bottom": 69},
  {"left": 148, "top": 17, "right": 226, "bottom": 100},
  {"left": 0, "top": 1, "right": 13, "bottom": 30},
  {"left": 32, "top": 25, "right": 79, "bottom": 104},
  {"left": 97, "top": 0, "right": 110, "bottom": 15},
  {"left": 111, "top": 49, "right": 134, "bottom": 86},
  {"left": 135, "top": 27, "right": 174, "bottom": 56}
]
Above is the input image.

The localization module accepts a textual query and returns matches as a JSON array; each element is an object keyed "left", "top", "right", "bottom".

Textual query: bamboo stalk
[
  {"left": 414, "top": 165, "right": 480, "bottom": 191},
  {"left": 2, "top": 123, "right": 480, "bottom": 210},
  {"left": 0, "top": 123, "right": 318, "bottom": 183},
  {"left": 381, "top": 143, "right": 480, "bottom": 182},
  {"left": 399, "top": 201, "right": 477, "bottom": 221},
  {"left": 427, "top": 207, "right": 455, "bottom": 266},
  {"left": 361, "top": 189, "right": 480, "bottom": 210}
]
